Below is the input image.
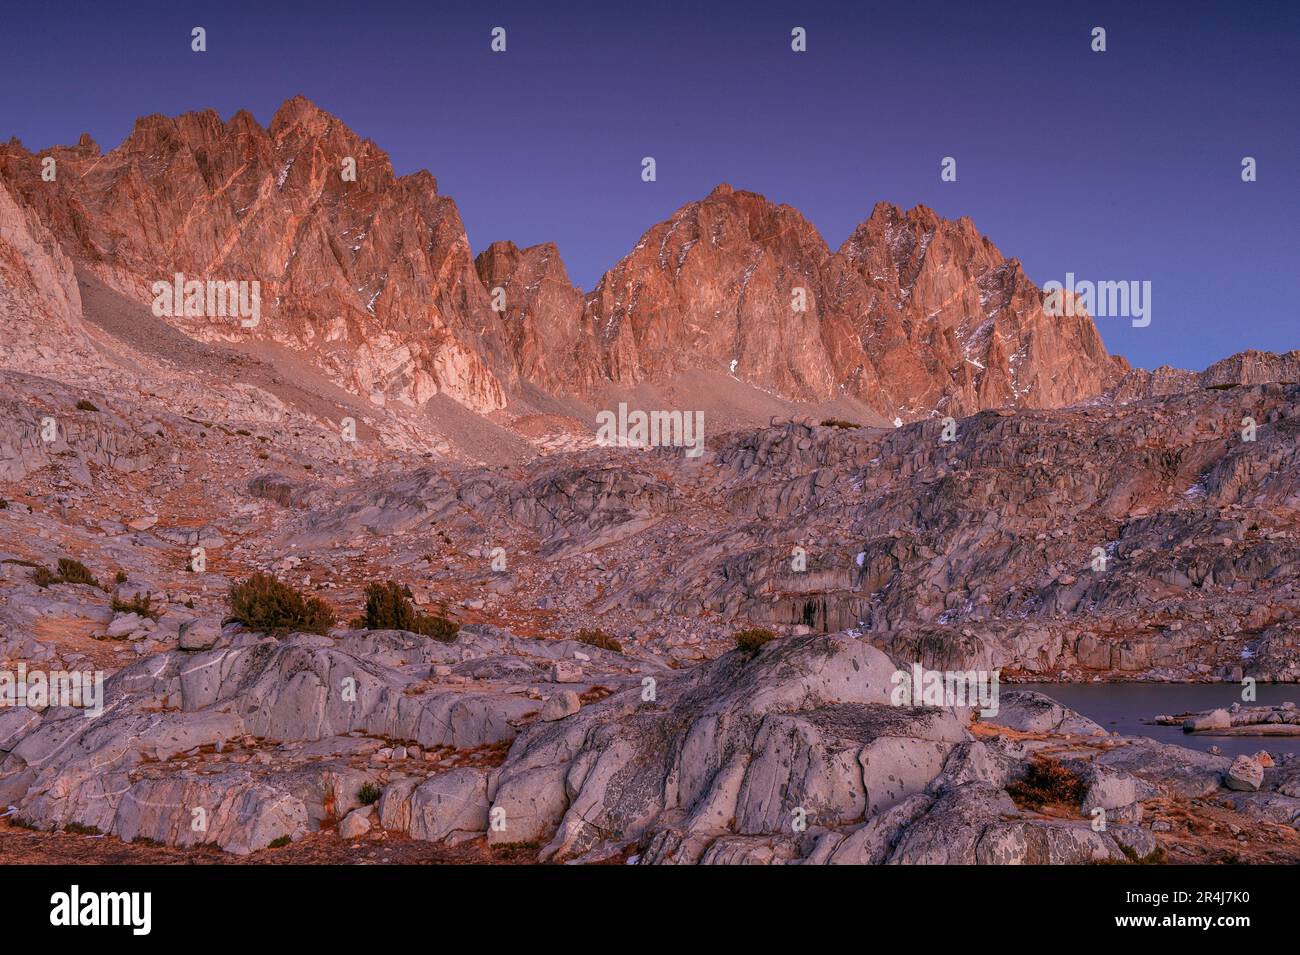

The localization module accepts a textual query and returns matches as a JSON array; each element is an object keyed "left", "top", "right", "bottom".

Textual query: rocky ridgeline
[
  {"left": 1109, "top": 350, "right": 1300, "bottom": 403},
  {"left": 2, "top": 97, "right": 1129, "bottom": 423}
]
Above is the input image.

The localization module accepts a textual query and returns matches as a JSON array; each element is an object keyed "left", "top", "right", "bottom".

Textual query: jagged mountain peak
[
  {"left": 0, "top": 99, "right": 1131, "bottom": 421},
  {"left": 270, "top": 94, "right": 337, "bottom": 133}
]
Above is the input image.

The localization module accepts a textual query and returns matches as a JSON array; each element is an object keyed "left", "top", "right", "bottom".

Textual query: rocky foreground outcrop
[
  {"left": 4, "top": 626, "right": 1297, "bottom": 861},
  {"left": 0, "top": 622, "right": 659, "bottom": 854}
]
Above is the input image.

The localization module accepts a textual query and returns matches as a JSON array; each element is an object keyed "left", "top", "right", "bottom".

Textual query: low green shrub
[
  {"left": 228, "top": 572, "right": 336, "bottom": 636},
  {"left": 30, "top": 558, "right": 99, "bottom": 588},
  {"left": 56, "top": 558, "right": 98, "bottom": 587},
  {"left": 1006, "top": 757, "right": 1089, "bottom": 809},
  {"left": 351, "top": 580, "right": 458, "bottom": 643},
  {"left": 111, "top": 592, "right": 159, "bottom": 621},
  {"left": 734, "top": 627, "right": 779, "bottom": 655},
  {"left": 576, "top": 628, "right": 623, "bottom": 653},
  {"left": 31, "top": 566, "right": 59, "bottom": 588}
]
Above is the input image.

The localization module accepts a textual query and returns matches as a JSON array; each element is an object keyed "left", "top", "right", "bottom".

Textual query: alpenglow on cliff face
[{"left": 1, "top": 97, "right": 1127, "bottom": 423}]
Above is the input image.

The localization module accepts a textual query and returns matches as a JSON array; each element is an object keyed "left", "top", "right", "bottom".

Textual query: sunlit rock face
[
  {"left": 0, "top": 97, "right": 511, "bottom": 413},
  {"left": 2, "top": 100, "right": 1128, "bottom": 421}
]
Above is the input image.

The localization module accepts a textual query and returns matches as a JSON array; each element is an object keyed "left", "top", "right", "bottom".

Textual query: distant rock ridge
[{"left": 1109, "top": 349, "right": 1300, "bottom": 403}]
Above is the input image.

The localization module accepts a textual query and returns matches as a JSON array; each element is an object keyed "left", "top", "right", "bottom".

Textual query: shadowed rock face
[
  {"left": 473, "top": 240, "right": 598, "bottom": 398},
  {"left": 274, "top": 377, "right": 1299, "bottom": 682},
  {"left": 3, "top": 98, "right": 1127, "bottom": 422},
  {"left": 0, "top": 179, "right": 95, "bottom": 374}
]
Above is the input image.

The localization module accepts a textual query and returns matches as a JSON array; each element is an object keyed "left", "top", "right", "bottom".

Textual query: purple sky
[{"left": 1, "top": 0, "right": 1295, "bottom": 371}]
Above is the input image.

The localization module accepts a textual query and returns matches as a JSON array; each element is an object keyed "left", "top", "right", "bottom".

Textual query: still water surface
[{"left": 1015, "top": 683, "right": 1300, "bottom": 758}]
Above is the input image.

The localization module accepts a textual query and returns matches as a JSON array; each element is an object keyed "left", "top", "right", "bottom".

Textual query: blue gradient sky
[{"left": 1, "top": 0, "right": 1295, "bottom": 370}]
